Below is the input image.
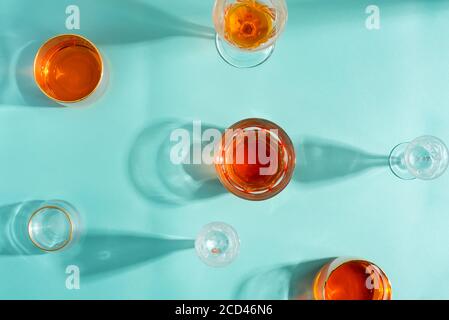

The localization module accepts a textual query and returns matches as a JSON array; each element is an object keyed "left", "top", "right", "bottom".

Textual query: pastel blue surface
[{"left": 1, "top": 0, "right": 449, "bottom": 299}]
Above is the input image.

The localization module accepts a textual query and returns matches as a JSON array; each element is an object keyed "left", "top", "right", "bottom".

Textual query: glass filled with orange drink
[
  {"left": 213, "top": 0, "right": 287, "bottom": 68},
  {"left": 34, "top": 34, "right": 105, "bottom": 106},
  {"left": 313, "top": 258, "right": 392, "bottom": 300},
  {"left": 214, "top": 118, "right": 295, "bottom": 200}
]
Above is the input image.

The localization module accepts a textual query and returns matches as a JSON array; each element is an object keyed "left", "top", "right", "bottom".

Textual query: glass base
[
  {"left": 195, "top": 222, "right": 240, "bottom": 267},
  {"left": 215, "top": 34, "right": 274, "bottom": 68},
  {"left": 389, "top": 143, "right": 415, "bottom": 180}
]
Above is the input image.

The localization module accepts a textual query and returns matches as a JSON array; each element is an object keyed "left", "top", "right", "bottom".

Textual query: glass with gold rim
[
  {"left": 34, "top": 34, "right": 104, "bottom": 106},
  {"left": 27, "top": 200, "right": 80, "bottom": 252},
  {"left": 214, "top": 118, "right": 295, "bottom": 200}
]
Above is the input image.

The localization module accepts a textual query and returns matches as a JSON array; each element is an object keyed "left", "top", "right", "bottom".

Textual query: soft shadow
[
  {"left": 65, "top": 231, "right": 194, "bottom": 280},
  {"left": 235, "top": 265, "right": 293, "bottom": 300},
  {"left": 235, "top": 258, "right": 334, "bottom": 300},
  {"left": 295, "top": 136, "right": 389, "bottom": 185},
  {"left": 288, "top": 258, "right": 335, "bottom": 300},
  {"left": 0, "top": 37, "right": 65, "bottom": 108},
  {"left": 0, "top": 202, "right": 45, "bottom": 256},
  {"left": 1, "top": 0, "right": 214, "bottom": 46},
  {"left": 128, "top": 119, "right": 227, "bottom": 206},
  {"left": 15, "top": 41, "right": 60, "bottom": 108},
  {"left": 84, "top": 0, "right": 215, "bottom": 44}
]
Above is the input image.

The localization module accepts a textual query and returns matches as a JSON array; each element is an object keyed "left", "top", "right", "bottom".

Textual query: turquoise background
[{"left": 1, "top": 0, "right": 449, "bottom": 299}]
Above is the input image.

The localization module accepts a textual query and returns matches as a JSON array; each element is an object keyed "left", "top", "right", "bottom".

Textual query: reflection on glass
[
  {"left": 34, "top": 34, "right": 103, "bottom": 105},
  {"left": 313, "top": 258, "right": 392, "bottom": 300},
  {"left": 195, "top": 222, "right": 240, "bottom": 267},
  {"left": 389, "top": 135, "right": 449, "bottom": 180},
  {"left": 0, "top": 200, "right": 81, "bottom": 255},
  {"left": 28, "top": 201, "right": 79, "bottom": 252},
  {"left": 214, "top": 118, "right": 295, "bottom": 200},
  {"left": 213, "top": 0, "right": 287, "bottom": 68}
]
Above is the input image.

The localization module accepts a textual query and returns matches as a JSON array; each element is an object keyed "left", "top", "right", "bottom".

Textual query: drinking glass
[
  {"left": 34, "top": 34, "right": 104, "bottom": 106},
  {"left": 195, "top": 222, "right": 240, "bottom": 267},
  {"left": 0, "top": 200, "right": 81, "bottom": 254},
  {"left": 214, "top": 118, "right": 295, "bottom": 200},
  {"left": 313, "top": 258, "right": 392, "bottom": 300},
  {"left": 27, "top": 200, "right": 80, "bottom": 252},
  {"left": 213, "top": 0, "right": 288, "bottom": 68},
  {"left": 389, "top": 135, "right": 449, "bottom": 180}
]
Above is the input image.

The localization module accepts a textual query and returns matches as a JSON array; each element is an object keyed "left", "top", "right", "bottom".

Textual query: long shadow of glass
[
  {"left": 64, "top": 231, "right": 194, "bottom": 281},
  {"left": 0, "top": 202, "right": 45, "bottom": 256},
  {"left": 84, "top": 0, "right": 215, "bottom": 44},
  {"left": 295, "top": 137, "right": 389, "bottom": 185},
  {"left": 128, "top": 119, "right": 227, "bottom": 206},
  {"left": 1, "top": 0, "right": 214, "bottom": 46},
  {"left": 235, "top": 258, "right": 334, "bottom": 300}
]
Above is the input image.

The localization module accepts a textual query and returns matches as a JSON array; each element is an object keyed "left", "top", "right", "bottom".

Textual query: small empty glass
[
  {"left": 195, "top": 222, "right": 240, "bottom": 267},
  {"left": 389, "top": 135, "right": 449, "bottom": 180},
  {"left": 213, "top": 0, "right": 288, "bottom": 68},
  {"left": 27, "top": 200, "right": 80, "bottom": 252},
  {"left": 0, "top": 200, "right": 80, "bottom": 254}
]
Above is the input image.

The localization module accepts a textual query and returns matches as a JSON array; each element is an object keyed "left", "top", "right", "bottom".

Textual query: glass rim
[
  {"left": 27, "top": 204, "right": 74, "bottom": 252},
  {"left": 33, "top": 33, "right": 104, "bottom": 104}
]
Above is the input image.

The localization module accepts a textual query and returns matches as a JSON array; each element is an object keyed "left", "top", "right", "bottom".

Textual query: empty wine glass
[
  {"left": 213, "top": 0, "right": 288, "bottom": 68},
  {"left": 195, "top": 222, "right": 240, "bottom": 267},
  {"left": 389, "top": 135, "right": 449, "bottom": 180}
]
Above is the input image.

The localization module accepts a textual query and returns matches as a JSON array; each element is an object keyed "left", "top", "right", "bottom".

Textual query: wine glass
[
  {"left": 195, "top": 222, "right": 240, "bottom": 267},
  {"left": 213, "top": 0, "right": 288, "bottom": 68},
  {"left": 214, "top": 118, "right": 296, "bottom": 200},
  {"left": 389, "top": 135, "right": 449, "bottom": 180}
]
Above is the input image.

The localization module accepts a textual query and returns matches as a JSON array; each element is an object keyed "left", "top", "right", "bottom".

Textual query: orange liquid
[
  {"left": 323, "top": 260, "right": 392, "bottom": 300},
  {"left": 215, "top": 118, "right": 295, "bottom": 200},
  {"left": 35, "top": 36, "right": 102, "bottom": 102},
  {"left": 223, "top": 0, "right": 275, "bottom": 49},
  {"left": 226, "top": 129, "right": 287, "bottom": 191}
]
